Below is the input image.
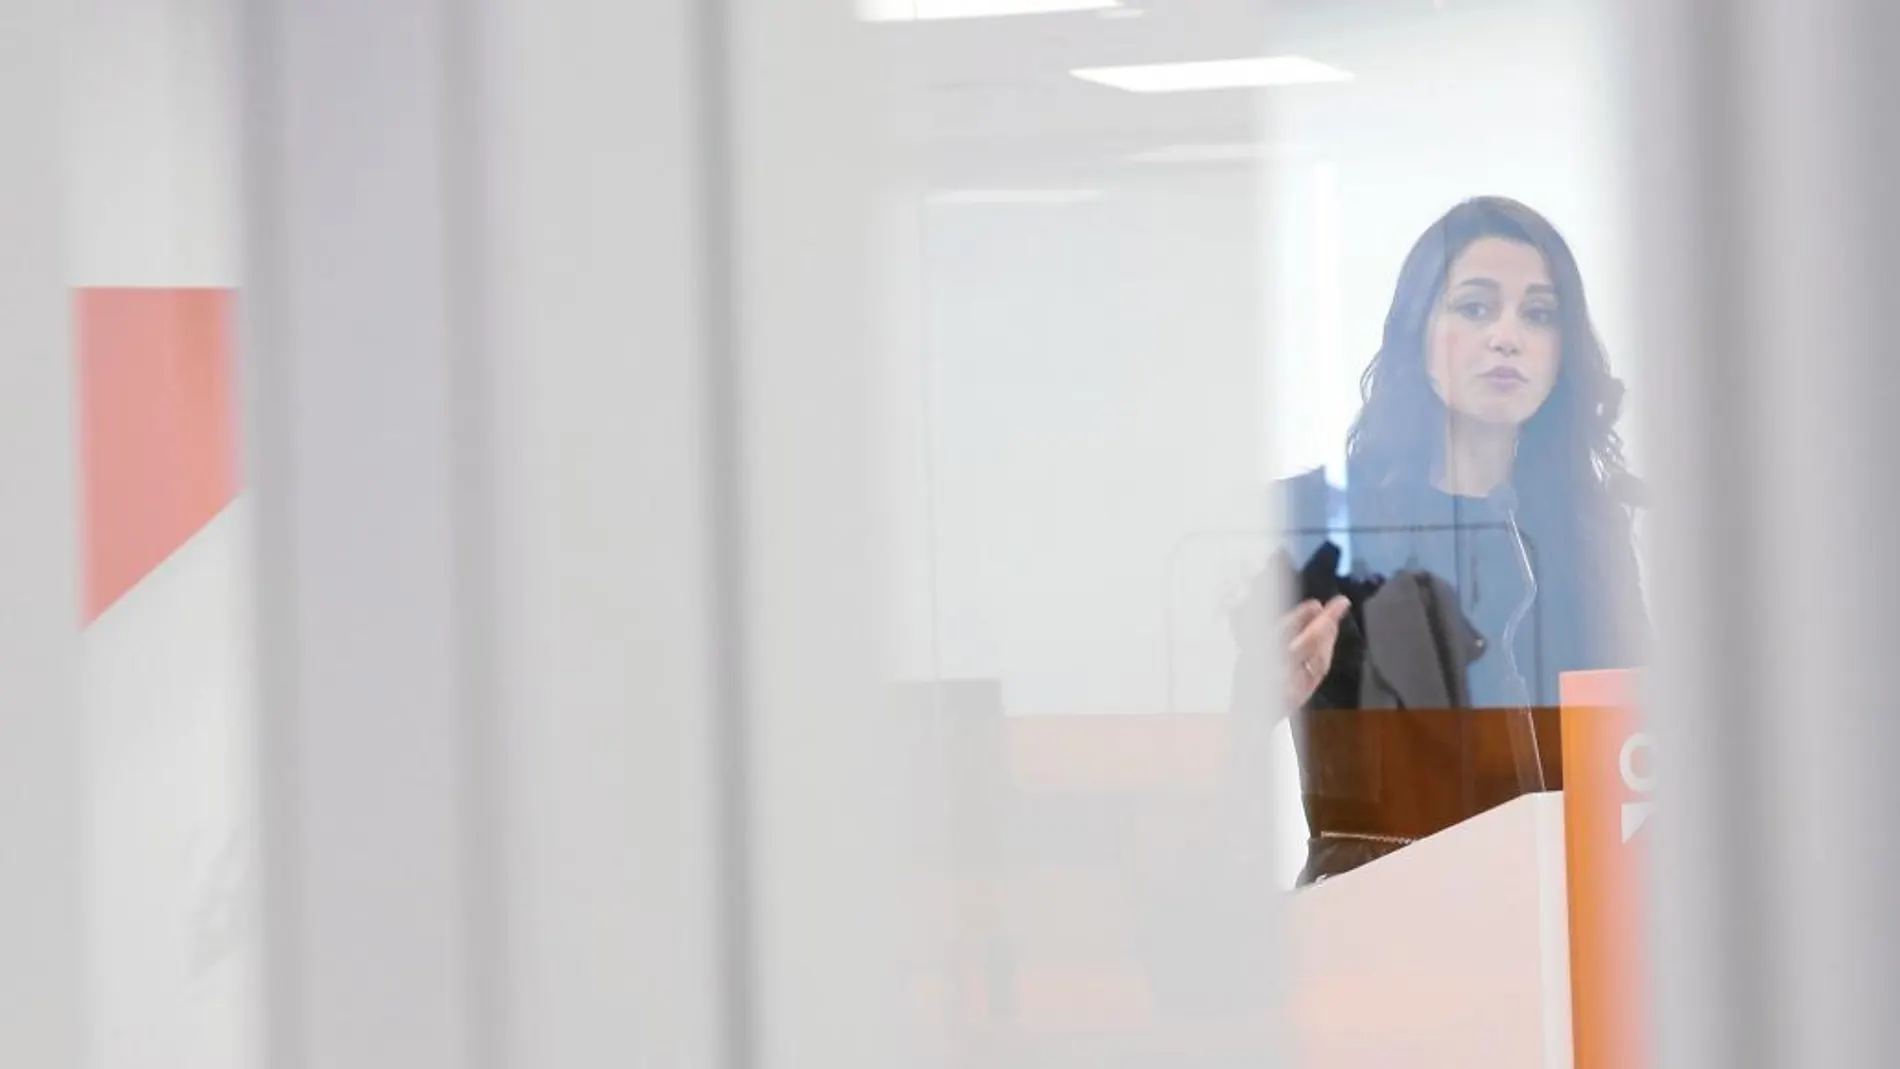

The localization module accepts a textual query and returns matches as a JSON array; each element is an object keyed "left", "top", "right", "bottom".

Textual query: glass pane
[
  {"left": 871, "top": 0, "right": 1649, "bottom": 1064},
  {"left": 874, "top": 2, "right": 1284, "bottom": 1064},
  {"left": 1255, "top": 1, "right": 1647, "bottom": 1064}
]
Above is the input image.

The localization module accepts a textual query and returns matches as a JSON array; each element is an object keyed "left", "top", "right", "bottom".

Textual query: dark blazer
[
  {"left": 1251, "top": 466, "right": 1610, "bottom": 883},
  {"left": 1273, "top": 465, "right": 1649, "bottom": 706},
  {"left": 1273, "top": 557, "right": 1497, "bottom": 883},
  {"left": 1359, "top": 571, "right": 1486, "bottom": 711},
  {"left": 1234, "top": 541, "right": 1497, "bottom": 883}
]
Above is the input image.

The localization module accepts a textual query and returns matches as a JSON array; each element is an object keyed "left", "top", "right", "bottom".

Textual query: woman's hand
[{"left": 1284, "top": 596, "right": 1351, "bottom": 707}]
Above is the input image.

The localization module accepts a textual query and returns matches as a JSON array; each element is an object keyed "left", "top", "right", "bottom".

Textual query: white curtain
[{"left": 1630, "top": 0, "right": 1900, "bottom": 1064}]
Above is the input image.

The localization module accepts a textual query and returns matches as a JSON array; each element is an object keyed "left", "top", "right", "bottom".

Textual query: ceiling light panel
[
  {"left": 1072, "top": 56, "right": 1352, "bottom": 93},
  {"left": 860, "top": 0, "right": 1118, "bottom": 22}
]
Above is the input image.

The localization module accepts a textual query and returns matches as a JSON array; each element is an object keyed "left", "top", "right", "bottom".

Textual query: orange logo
[{"left": 1561, "top": 670, "right": 1649, "bottom": 1069}]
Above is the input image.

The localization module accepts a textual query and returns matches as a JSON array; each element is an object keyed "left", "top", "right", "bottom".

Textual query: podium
[
  {"left": 1288, "top": 670, "right": 1647, "bottom": 1069},
  {"left": 897, "top": 672, "right": 1646, "bottom": 1067},
  {"left": 1289, "top": 793, "right": 1574, "bottom": 1068}
]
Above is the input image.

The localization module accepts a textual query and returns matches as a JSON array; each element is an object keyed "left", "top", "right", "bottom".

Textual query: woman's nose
[{"left": 1487, "top": 321, "right": 1524, "bottom": 355}]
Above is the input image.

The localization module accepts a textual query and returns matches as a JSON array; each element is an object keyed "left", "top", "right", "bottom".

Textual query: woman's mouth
[{"left": 1480, "top": 367, "right": 1529, "bottom": 386}]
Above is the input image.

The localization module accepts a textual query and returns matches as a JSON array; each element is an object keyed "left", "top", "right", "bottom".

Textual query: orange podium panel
[{"left": 1561, "top": 669, "right": 1650, "bottom": 1069}]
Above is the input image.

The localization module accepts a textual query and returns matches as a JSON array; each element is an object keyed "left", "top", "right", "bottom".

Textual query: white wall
[
  {"left": 68, "top": 0, "right": 253, "bottom": 1065},
  {"left": 904, "top": 0, "right": 1632, "bottom": 720},
  {"left": 67, "top": 0, "right": 240, "bottom": 288},
  {"left": 83, "top": 505, "right": 258, "bottom": 1069},
  {"left": 913, "top": 176, "right": 1266, "bottom": 715}
]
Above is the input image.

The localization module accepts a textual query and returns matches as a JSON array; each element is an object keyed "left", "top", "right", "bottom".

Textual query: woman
[
  {"left": 1269, "top": 196, "right": 1648, "bottom": 880},
  {"left": 1285, "top": 195, "right": 1646, "bottom": 706}
]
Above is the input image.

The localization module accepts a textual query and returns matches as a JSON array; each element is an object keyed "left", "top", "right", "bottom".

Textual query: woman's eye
[
  {"left": 1455, "top": 300, "right": 1491, "bottom": 320},
  {"left": 1524, "top": 305, "right": 1559, "bottom": 327}
]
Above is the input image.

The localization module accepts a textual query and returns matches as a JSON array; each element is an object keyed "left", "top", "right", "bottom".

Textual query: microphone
[{"left": 1496, "top": 490, "right": 1548, "bottom": 793}]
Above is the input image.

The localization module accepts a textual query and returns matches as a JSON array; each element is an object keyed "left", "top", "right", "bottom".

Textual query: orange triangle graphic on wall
[{"left": 77, "top": 287, "right": 238, "bottom": 622}]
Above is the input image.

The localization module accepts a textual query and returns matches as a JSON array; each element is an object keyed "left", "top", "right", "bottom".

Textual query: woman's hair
[
  {"left": 1343, "top": 196, "right": 1646, "bottom": 660},
  {"left": 1345, "top": 195, "right": 1631, "bottom": 504}
]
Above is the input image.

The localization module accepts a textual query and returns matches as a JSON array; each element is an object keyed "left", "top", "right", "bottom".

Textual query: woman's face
[{"left": 1425, "top": 236, "right": 1562, "bottom": 430}]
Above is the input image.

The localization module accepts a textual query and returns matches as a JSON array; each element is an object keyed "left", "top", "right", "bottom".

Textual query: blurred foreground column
[
  {"left": 242, "top": 0, "right": 499, "bottom": 1063},
  {"left": 1630, "top": 0, "right": 1900, "bottom": 1065},
  {"left": 0, "top": 0, "right": 86, "bottom": 1063},
  {"left": 243, "top": 0, "right": 891, "bottom": 1067}
]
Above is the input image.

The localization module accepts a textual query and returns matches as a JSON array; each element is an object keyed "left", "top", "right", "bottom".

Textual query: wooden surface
[{"left": 1294, "top": 705, "right": 1564, "bottom": 843}]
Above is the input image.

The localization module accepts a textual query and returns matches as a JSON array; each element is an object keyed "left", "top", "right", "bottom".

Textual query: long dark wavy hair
[
  {"left": 1346, "top": 196, "right": 1630, "bottom": 501},
  {"left": 1344, "top": 196, "right": 1646, "bottom": 657}
]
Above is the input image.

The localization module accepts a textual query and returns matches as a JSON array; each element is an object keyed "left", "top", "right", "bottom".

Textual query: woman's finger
[
  {"left": 1289, "top": 598, "right": 1348, "bottom": 654},
  {"left": 1289, "top": 632, "right": 1332, "bottom": 680},
  {"left": 1287, "top": 642, "right": 1328, "bottom": 703},
  {"left": 1278, "top": 599, "right": 1322, "bottom": 645},
  {"left": 1284, "top": 597, "right": 1351, "bottom": 705},
  {"left": 1290, "top": 599, "right": 1348, "bottom": 672}
]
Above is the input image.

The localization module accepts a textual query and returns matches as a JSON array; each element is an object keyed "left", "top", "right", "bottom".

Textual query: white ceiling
[{"left": 868, "top": 0, "right": 1606, "bottom": 185}]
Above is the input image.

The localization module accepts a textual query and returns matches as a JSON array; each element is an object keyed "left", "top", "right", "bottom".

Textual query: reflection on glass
[
  {"left": 1240, "top": 5, "right": 1652, "bottom": 1062},
  {"left": 882, "top": 0, "right": 1647, "bottom": 1063},
  {"left": 880, "top": 2, "right": 1285, "bottom": 1064},
  {"left": 1252, "top": 197, "right": 1646, "bottom": 884}
]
